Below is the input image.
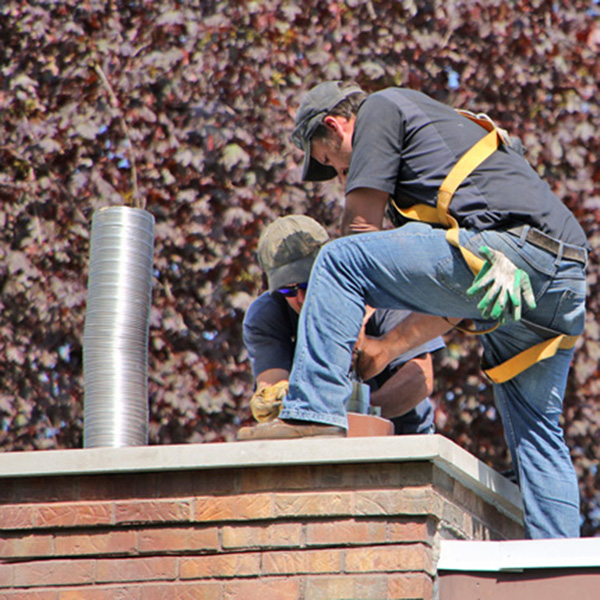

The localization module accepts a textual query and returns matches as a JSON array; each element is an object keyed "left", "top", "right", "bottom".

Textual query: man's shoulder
[
  {"left": 359, "top": 87, "right": 450, "bottom": 127},
  {"left": 244, "top": 292, "right": 283, "bottom": 325},
  {"left": 244, "top": 291, "right": 297, "bottom": 336},
  {"left": 366, "top": 87, "right": 431, "bottom": 107}
]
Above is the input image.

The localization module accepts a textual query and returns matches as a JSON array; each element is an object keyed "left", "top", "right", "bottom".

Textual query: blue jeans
[{"left": 280, "top": 222, "right": 586, "bottom": 539}]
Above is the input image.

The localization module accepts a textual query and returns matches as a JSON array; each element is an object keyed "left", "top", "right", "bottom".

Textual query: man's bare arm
[
  {"left": 369, "top": 353, "right": 434, "bottom": 419},
  {"left": 341, "top": 188, "right": 389, "bottom": 236},
  {"left": 357, "top": 313, "right": 459, "bottom": 381}
]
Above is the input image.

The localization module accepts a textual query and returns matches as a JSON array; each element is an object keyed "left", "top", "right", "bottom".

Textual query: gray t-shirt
[
  {"left": 243, "top": 291, "right": 445, "bottom": 434},
  {"left": 346, "top": 88, "right": 587, "bottom": 247}
]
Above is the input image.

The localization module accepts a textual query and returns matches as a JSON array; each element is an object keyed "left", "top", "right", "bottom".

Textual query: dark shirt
[
  {"left": 243, "top": 292, "right": 445, "bottom": 434},
  {"left": 346, "top": 88, "right": 587, "bottom": 248}
]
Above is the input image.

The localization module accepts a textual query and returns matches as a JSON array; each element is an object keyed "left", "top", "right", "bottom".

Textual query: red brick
[
  {"left": 137, "top": 526, "right": 219, "bottom": 553},
  {"left": 239, "top": 465, "right": 321, "bottom": 493},
  {"left": 76, "top": 473, "right": 160, "bottom": 502},
  {"left": 305, "top": 520, "right": 387, "bottom": 547},
  {"left": 194, "top": 469, "right": 240, "bottom": 496},
  {"left": 95, "top": 556, "right": 178, "bottom": 583},
  {"left": 350, "top": 463, "right": 406, "bottom": 488},
  {"left": 221, "top": 523, "right": 302, "bottom": 550},
  {"left": 386, "top": 518, "right": 435, "bottom": 545},
  {"left": 305, "top": 574, "right": 389, "bottom": 599},
  {"left": 239, "top": 467, "right": 289, "bottom": 493},
  {"left": 166, "top": 469, "right": 236, "bottom": 497},
  {"left": 115, "top": 499, "right": 192, "bottom": 524},
  {"left": 440, "top": 501, "right": 473, "bottom": 538},
  {"left": 58, "top": 585, "right": 139, "bottom": 600},
  {"left": 54, "top": 530, "right": 136, "bottom": 557},
  {"left": 262, "top": 548, "right": 343, "bottom": 575},
  {"left": 36, "top": 502, "right": 113, "bottom": 528},
  {"left": 345, "top": 544, "right": 434, "bottom": 576},
  {"left": 314, "top": 464, "right": 361, "bottom": 489},
  {"left": 388, "top": 573, "right": 434, "bottom": 600},
  {"left": 0, "top": 478, "right": 76, "bottom": 504},
  {"left": 353, "top": 487, "right": 438, "bottom": 517},
  {"left": 361, "top": 462, "right": 434, "bottom": 487},
  {"left": 0, "top": 505, "right": 36, "bottom": 530},
  {"left": 195, "top": 493, "right": 272, "bottom": 522},
  {"left": 142, "top": 582, "right": 222, "bottom": 600},
  {"left": 13, "top": 559, "right": 96, "bottom": 587},
  {"left": 0, "top": 563, "right": 14, "bottom": 588},
  {"left": 274, "top": 492, "right": 353, "bottom": 518},
  {"left": 0, "top": 532, "right": 54, "bottom": 559},
  {"left": 446, "top": 476, "right": 484, "bottom": 513},
  {"left": 223, "top": 577, "right": 300, "bottom": 600},
  {"left": 432, "top": 464, "right": 456, "bottom": 494},
  {"left": 180, "top": 553, "right": 260, "bottom": 579}
]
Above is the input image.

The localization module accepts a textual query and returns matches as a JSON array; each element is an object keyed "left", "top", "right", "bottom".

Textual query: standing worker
[
  {"left": 240, "top": 214, "right": 444, "bottom": 435},
  {"left": 240, "top": 81, "right": 588, "bottom": 539}
]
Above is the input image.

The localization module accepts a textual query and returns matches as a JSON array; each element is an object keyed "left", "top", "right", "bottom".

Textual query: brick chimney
[{"left": 0, "top": 435, "right": 523, "bottom": 599}]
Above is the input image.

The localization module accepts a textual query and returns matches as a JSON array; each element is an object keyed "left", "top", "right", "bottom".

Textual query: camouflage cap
[{"left": 257, "top": 215, "right": 329, "bottom": 292}]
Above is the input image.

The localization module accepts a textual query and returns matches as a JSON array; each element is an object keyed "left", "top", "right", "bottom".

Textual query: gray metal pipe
[{"left": 83, "top": 206, "right": 155, "bottom": 447}]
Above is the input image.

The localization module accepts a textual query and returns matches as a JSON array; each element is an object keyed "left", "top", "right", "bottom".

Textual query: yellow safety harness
[{"left": 390, "top": 110, "right": 578, "bottom": 384}]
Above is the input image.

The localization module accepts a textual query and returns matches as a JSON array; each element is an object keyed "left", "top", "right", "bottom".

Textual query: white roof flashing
[{"left": 438, "top": 538, "right": 600, "bottom": 572}]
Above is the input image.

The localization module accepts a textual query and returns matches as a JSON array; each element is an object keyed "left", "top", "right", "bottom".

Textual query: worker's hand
[
  {"left": 467, "top": 246, "right": 536, "bottom": 322},
  {"left": 351, "top": 306, "right": 377, "bottom": 374},
  {"left": 250, "top": 380, "right": 288, "bottom": 423},
  {"left": 353, "top": 335, "right": 393, "bottom": 381}
]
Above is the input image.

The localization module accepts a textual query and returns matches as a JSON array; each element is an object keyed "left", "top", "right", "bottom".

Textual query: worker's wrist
[{"left": 380, "top": 330, "right": 406, "bottom": 360}]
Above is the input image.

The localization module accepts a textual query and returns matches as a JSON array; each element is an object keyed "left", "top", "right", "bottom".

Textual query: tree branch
[{"left": 92, "top": 62, "right": 142, "bottom": 210}]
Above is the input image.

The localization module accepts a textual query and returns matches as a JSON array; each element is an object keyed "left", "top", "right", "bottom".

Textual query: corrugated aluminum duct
[{"left": 83, "top": 206, "right": 154, "bottom": 447}]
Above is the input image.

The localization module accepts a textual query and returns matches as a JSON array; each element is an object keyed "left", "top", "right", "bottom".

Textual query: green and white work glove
[{"left": 467, "top": 246, "right": 537, "bottom": 323}]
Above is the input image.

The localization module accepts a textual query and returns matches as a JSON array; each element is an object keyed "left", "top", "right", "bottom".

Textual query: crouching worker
[{"left": 238, "top": 215, "right": 444, "bottom": 438}]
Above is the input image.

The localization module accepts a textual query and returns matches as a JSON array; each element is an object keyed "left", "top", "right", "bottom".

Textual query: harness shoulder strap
[{"left": 389, "top": 109, "right": 578, "bottom": 383}]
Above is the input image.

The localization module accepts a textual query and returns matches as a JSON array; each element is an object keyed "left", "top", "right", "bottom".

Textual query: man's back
[{"left": 348, "top": 87, "right": 587, "bottom": 245}]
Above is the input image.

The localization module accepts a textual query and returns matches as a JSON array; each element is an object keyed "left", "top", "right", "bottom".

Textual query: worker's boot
[{"left": 237, "top": 419, "right": 346, "bottom": 441}]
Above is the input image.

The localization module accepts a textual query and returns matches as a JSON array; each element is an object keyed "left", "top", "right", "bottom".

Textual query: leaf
[
  {"left": 74, "top": 120, "right": 100, "bottom": 140},
  {"left": 7, "top": 346, "right": 26, "bottom": 365},
  {"left": 10, "top": 73, "right": 38, "bottom": 91},
  {"left": 156, "top": 10, "right": 184, "bottom": 26},
  {"left": 38, "top": 137, "right": 62, "bottom": 153},
  {"left": 360, "top": 60, "right": 386, "bottom": 80},
  {"left": 222, "top": 143, "right": 250, "bottom": 170},
  {"left": 8, "top": 251, "right": 38, "bottom": 278}
]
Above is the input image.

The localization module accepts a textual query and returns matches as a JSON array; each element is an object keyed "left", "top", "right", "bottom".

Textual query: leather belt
[{"left": 507, "top": 225, "right": 587, "bottom": 265}]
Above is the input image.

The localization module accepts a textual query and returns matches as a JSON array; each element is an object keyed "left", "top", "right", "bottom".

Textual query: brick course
[{"left": 0, "top": 439, "right": 523, "bottom": 599}]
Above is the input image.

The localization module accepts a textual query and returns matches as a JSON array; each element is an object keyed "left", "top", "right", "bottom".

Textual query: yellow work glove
[{"left": 250, "top": 380, "right": 289, "bottom": 423}]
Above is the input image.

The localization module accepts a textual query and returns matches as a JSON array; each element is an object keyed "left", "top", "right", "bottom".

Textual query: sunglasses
[{"left": 276, "top": 282, "right": 308, "bottom": 298}]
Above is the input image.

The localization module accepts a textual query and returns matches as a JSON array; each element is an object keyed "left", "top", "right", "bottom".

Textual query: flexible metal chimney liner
[{"left": 83, "top": 206, "right": 155, "bottom": 447}]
